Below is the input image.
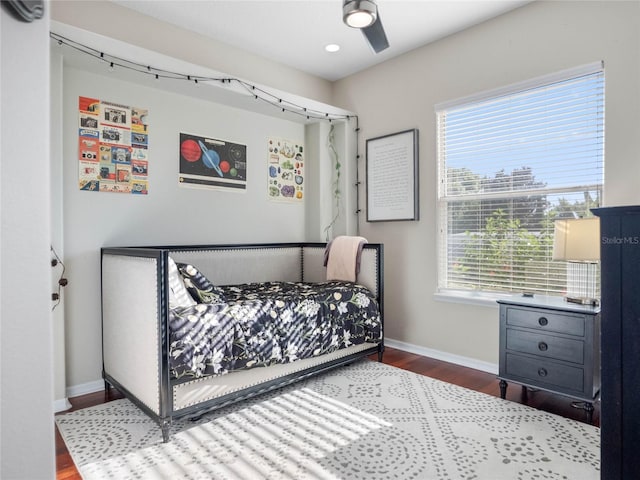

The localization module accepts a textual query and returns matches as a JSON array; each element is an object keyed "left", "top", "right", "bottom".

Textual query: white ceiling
[{"left": 111, "top": 0, "right": 531, "bottom": 81}]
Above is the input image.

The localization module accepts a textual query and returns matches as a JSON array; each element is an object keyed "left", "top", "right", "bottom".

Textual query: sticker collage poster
[
  {"left": 179, "top": 133, "right": 247, "bottom": 191},
  {"left": 78, "top": 96, "right": 149, "bottom": 194},
  {"left": 267, "top": 138, "right": 304, "bottom": 202}
]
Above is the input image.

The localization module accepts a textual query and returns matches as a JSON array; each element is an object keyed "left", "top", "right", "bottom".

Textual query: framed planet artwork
[{"left": 178, "top": 132, "right": 247, "bottom": 191}]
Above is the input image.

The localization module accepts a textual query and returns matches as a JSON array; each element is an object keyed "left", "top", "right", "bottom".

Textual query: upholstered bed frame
[{"left": 101, "top": 242, "right": 384, "bottom": 441}]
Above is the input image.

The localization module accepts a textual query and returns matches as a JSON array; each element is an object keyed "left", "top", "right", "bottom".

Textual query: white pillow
[{"left": 167, "top": 256, "right": 197, "bottom": 308}]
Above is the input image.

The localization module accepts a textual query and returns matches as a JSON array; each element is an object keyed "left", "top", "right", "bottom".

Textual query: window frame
[{"left": 435, "top": 62, "right": 605, "bottom": 302}]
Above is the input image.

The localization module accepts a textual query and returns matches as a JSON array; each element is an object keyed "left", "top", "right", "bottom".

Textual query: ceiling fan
[{"left": 343, "top": 0, "right": 389, "bottom": 53}]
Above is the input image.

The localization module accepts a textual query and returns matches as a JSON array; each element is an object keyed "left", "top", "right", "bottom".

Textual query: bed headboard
[
  {"left": 116, "top": 242, "right": 383, "bottom": 298},
  {"left": 169, "top": 246, "right": 303, "bottom": 286},
  {"left": 102, "top": 242, "right": 383, "bottom": 309}
]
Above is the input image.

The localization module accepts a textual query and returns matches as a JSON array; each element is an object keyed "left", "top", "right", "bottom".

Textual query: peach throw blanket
[{"left": 324, "top": 236, "right": 368, "bottom": 282}]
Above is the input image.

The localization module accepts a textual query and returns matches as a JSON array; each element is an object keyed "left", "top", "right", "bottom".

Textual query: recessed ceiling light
[{"left": 325, "top": 44, "right": 340, "bottom": 53}]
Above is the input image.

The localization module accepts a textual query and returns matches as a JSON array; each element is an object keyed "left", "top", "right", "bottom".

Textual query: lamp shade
[{"left": 552, "top": 217, "right": 600, "bottom": 262}]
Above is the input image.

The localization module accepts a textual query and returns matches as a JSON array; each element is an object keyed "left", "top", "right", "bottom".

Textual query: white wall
[
  {"left": 63, "top": 67, "right": 309, "bottom": 388},
  {"left": 51, "top": 0, "right": 332, "bottom": 105},
  {"left": 1, "top": 6, "right": 55, "bottom": 479},
  {"left": 304, "top": 120, "right": 360, "bottom": 241},
  {"left": 333, "top": 1, "right": 640, "bottom": 366},
  {"left": 51, "top": 47, "right": 71, "bottom": 411}
]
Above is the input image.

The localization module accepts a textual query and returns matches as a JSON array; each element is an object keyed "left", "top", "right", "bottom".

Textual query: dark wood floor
[{"left": 55, "top": 347, "right": 600, "bottom": 479}]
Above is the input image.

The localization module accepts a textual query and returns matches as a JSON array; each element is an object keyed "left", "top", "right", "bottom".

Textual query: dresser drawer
[
  {"left": 506, "top": 329, "right": 584, "bottom": 364},
  {"left": 505, "top": 306, "right": 585, "bottom": 336},
  {"left": 505, "top": 353, "right": 585, "bottom": 394}
]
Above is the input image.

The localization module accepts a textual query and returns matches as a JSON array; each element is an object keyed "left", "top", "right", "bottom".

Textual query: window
[{"left": 436, "top": 63, "right": 604, "bottom": 297}]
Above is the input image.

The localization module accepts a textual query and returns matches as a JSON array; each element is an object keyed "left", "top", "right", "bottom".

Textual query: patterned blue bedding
[{"left": 169, "top": 281, "right": 382, "bottom": 380}]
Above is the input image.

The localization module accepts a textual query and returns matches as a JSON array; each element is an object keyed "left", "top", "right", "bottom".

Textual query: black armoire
[{"left": 593, "top": 206, "right": 640, "bottom": 479}]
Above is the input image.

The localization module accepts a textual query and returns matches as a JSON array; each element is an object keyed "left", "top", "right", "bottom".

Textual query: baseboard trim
[
  {"left": 54, "top": 397, "right": 72, "bottom": 413},
  {"left": 66, "top": 379, "right": 105, "bottom": 399},
  {"left": 385, "top": 338, "right": 498, "bottom": 375}
]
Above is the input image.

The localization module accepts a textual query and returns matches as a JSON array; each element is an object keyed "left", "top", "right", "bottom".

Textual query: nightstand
[{"left": 497, "top": 295, "right": 600, "bottom": 423}]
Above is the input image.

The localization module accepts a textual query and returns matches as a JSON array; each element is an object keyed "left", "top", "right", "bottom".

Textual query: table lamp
[{"left": 552, "top": 217, "right": 600, "bottom": 305}]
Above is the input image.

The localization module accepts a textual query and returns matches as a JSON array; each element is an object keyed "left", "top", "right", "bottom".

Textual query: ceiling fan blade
[{"left": 362, "top": 14, "right": 389, "bottom": 53}]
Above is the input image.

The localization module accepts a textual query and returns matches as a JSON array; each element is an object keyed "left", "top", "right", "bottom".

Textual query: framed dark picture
[
  {"left": 178, "top": 132, "right": 247, "bottom": 191},
  {"left": 366, "top": 129, "right": 419, "bottom": 222}
]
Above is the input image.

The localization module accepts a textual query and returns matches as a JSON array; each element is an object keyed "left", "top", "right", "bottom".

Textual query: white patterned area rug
[{"left": 56, "top": 360, "right": 599, "bottom": 480}]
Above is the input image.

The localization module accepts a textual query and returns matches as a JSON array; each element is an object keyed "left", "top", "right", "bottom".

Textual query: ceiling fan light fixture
[{"left": 343, "top": 0, "right": 377, "bottom": 29}]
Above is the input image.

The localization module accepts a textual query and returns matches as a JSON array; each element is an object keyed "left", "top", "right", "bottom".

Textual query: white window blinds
[{"left": 436, "top": 63, "right": 604, "bottom": 296}]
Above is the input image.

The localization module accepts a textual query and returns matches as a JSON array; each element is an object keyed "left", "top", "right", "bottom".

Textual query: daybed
[{"left": 101, "top": 242, "right": 384, "bottom": 441}]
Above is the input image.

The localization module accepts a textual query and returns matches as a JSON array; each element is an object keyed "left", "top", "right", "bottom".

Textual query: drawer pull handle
[
  {"left": 538, "top": 317, "right": 548, "bottom": 326},
  {"left": 538, "top": 368, "right": 548, "bottom": 377},
  {"left": 538, "top": 342, "right": 548, "bottom": 351}
]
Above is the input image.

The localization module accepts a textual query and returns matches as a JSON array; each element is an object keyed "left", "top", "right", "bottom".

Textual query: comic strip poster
[
  {"left": 178, "top": 133, "right": 247, "bottom": 191},
  {"left": 78, "top": 96, "right": 148, "bottom": 194},
  {"left": 267, "top": 138, "right": 304, "bottom": 202}
]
